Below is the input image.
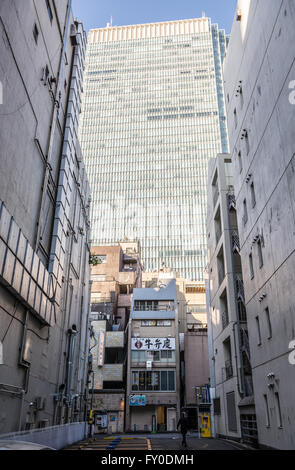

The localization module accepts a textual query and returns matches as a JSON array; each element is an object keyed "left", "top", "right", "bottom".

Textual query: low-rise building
[
  {"left": 125, "top": 278, "right": 181, "bottom": 432},
  {"left": 142, "top": 270, "right": 210, "bottom": 433},
  {"left": 88, "top": 240, "right": 142, "bottom": 433}
]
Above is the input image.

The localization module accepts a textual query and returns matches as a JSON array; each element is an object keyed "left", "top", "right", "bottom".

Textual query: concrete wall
[
  {"left": 223, "top": 0, "right": 295, "bottom": 449},
  {"left": 0, "top": 1, "right": 90, "bottom": 435},
  {"left": 0, "top": 422, "right": 87, "bottom": 450},
  {"left": 184, "top": 333, "right": 209, "bottom": 404}
]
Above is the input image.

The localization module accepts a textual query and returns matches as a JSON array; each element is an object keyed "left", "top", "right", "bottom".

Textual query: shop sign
[
  {"left": 129, "top": 395, "right": 146, "bottom": 406},
  {"left": 131, "top": 337, "right": 175, "bottom": 351}
]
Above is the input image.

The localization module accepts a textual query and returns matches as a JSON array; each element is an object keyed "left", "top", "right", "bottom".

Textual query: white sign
[
  {"left": 131, "top": 337, "right": 175, "bottom": 351},
  {"left": 97, "top": 331, "right": 105, "bottom": 366}
]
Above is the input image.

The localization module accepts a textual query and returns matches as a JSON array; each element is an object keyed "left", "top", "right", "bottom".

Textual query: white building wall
[{"left": 224, "top": 0, "right": 295, "bottom": 449}]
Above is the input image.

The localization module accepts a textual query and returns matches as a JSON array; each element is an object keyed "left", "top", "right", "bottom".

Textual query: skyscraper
[{"left": 79, "top": 17, "right": 229, "bottom": 281}]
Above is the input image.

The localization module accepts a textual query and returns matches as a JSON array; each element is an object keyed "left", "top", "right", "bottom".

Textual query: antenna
[
  {"left": 202, "top": 11, "right": 206, "bottom": 18},
  {"left": 110, "top": 14, "right": 113, "bottom": 27}
]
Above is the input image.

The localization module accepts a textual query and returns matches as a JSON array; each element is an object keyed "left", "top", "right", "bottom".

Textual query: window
[
  {"left": 238, "top": 151, "right": 242, "bottom": 173},
  {"left": 243, "top": 199, "right": 248, "bottom": 225},
  {"left": 263, "top": 394, "right": 270, "bottom": 427},
  {"left": 265, "top": 307, "right": 272, "bottom": 339},
  {"left": 257, "top": 239, "right": 263, "bottom": 268},
  {"left": 244, "top": 130, "right": 250, "bottom": 155},
  {"left": 234, "top": 108, "right": 237, "bottom": 129},
  {"left": 213, "top": 397, "right": 221, "bottom": 415},
  {"left": 239, "top": 86, "right": 244, "bottom": 108},
  {"left": 256, "top": 316, "right": 261, "bottom": 345},
  {"left": 45, "top": 0, "right": 54, "bottom": 23},
  {"left": 250, "top": 182, "right": 256, "bottom": 207},
  {"left": 249, "top": 253, "right": 254, "bottom": 279},
  {"left": 274, "top": 392, "right": 282, "bottom": 428},
  {"left": 131, "top": 370, "right": 175, "bottom": 391},
  {"left": 33, "top": 23, "right": 39, "bottom": 44}
]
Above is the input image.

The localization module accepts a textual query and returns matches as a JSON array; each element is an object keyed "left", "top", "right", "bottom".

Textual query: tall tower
[{"left": 79, "top": 18, "right": 229, "bottom": 281}]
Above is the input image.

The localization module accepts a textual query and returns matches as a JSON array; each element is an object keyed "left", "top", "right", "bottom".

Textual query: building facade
[
  {"left": 88, "top": 241, "right": 142, "bottom": 433},
  {"left": 206, "top": 154, "right": 257, "bottom": 445},
  {"left": 142, "top": 270, "right": 210, "bottom": 432},
  {"left": 223, "top": 0, "right": 295, "bottom": 449},
  {"left": 79, "top": 17, "right": 229, "bottom": 281},
  {"left": 126, "top": 279, "right": 180, "bottom": 432},
  {"left": 0, "top": 0, "right": 91, "bottom": 438}
]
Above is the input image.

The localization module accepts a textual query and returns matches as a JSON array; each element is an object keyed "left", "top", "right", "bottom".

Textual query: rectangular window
[
  {"left": 160, "top": 371, "right": 168, "bottom": 391},
  {"left": 240, "top": 86, "right": 244, "bottom": 108},
  {"left": 257, "top": 239, "right": 263, "bottom": 268},
  {"left": 263, "top": 394, "right": 270, "bottom": 427},
  {"left": 243, "top": 199, "right": 248, "bottom": 225},
  {"left": 249, "top": 253, "right": 254, "bottom": 279},
  {"left": 250, "top": 182, "right": 256, "bottom": 207},
  {"left": 168, "top": 371, "right": 175, "bottom": 391},
  {"left": 245, "top": 131, "right": 250, "bottom": 155},
  {"left": 234, "top": 108, "right": 237, "bottom": 129},
  {"left": 256, "top": 316, "right": 262, "bottom": 345},
  {"left": 131, "top": 370, "right": 175, "bottom": 391},
  {"left": 33, "top": 23, "right": 39, "bottom": 44},
  {"left": 265, "top": 307, "right": 272, "bottom": 339},
  {"left": 238, "top": 151, "right": 242, "bottom": 173},
  {"left": 45, "top": 0, "right": 54, "bottom": 23},
  {"left": 274, "top": 392, "right": 282, "bottom": 428}
]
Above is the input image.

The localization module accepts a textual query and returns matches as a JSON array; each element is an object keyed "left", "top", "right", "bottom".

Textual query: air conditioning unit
[{"left": 146, "top": 361, "right": 152, "bottom": 370}]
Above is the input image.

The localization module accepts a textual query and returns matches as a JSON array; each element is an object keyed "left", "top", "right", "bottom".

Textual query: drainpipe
[
  {"left": 232, "top": 321, "right": 243, "bottom": 396},
  {"left": 18, "top": 389, "right": 25, "bottom": 432}
]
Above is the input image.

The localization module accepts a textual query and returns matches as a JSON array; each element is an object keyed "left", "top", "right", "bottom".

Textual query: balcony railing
[
  {"left": 222, "top": 310, "right": 229, "bottom": 329},
  {"left": 231, "top": 230, "right": 240, "bottom": 253},
  {"left": 225, "top": 360, "right": 233, "bottom": 380},
  {"left": 228, "top": 193, "right": 236, "bottom": 210}
]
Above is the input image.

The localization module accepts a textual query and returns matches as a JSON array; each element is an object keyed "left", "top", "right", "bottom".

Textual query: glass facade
[{"left": 79, "top": 18, "right": 229, "bottom": 281}]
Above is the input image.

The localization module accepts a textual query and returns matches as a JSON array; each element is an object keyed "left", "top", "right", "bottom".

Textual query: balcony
[
  {"left": 225, "top": 359, "right": 233, "bottom": 380},
  {"left": 222, "top": 310, "right": 229, "bottom": 330},
  {"left": 231, "top": 230, "right": 240, "bottom": 253}
]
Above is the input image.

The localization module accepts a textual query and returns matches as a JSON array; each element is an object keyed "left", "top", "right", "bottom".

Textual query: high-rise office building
[{"left": 79, "top": 17, "right": 229, "bottom": 281}]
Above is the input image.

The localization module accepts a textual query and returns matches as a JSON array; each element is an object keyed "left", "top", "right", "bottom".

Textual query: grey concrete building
[
  {"left": 0, "top": 0, "right": 91, "bottom": 445},
  {"left": 223, "top": 0, "right": 295, "bottom": 449},
  {"left": 126, "top": 279, "right": 180, "bottom": 432},
  {"left": 206, "top": 154, "right": 257, "bottom": 445}
]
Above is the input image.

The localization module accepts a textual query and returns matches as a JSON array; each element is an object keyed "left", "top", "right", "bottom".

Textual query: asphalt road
[{"left": 64, "top": 434, "right": 252, "bottom": 451}]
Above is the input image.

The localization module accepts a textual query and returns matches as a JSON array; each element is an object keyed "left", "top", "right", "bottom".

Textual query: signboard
[
  {"left": 129, "top": 395, "right": 146, "bottom": 406},
  {"left": 97, "top": 331, "right": 105, "bottom": 366},
  {"left": 131, "top": 337, "right": 176, "bottom": 351}
]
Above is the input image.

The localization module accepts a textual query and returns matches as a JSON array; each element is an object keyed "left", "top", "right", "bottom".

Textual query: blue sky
[{"left": 72, "top": 0, "right": 237, "bottom": 35}]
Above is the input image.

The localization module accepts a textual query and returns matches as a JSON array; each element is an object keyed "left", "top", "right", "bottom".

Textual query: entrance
[
  {"left": 157, "top": 406, "right": 166, "bottom": 431},
  {"left": 108, "top": 412, "right": 118, "bottom": 434},
  {"left": 167, "top": 408, "right": 176, "bottom": 431}
]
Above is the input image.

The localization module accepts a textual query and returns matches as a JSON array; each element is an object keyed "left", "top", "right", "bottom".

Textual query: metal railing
[
  {"left": 231, "top": 230, "right": 240, "bottom": 252},
  {"left": 222, "top": 310, "right": 229, "bottom": 330},
  {"left": 225, "top": 360, "right": 233, "bottom": 380}
]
